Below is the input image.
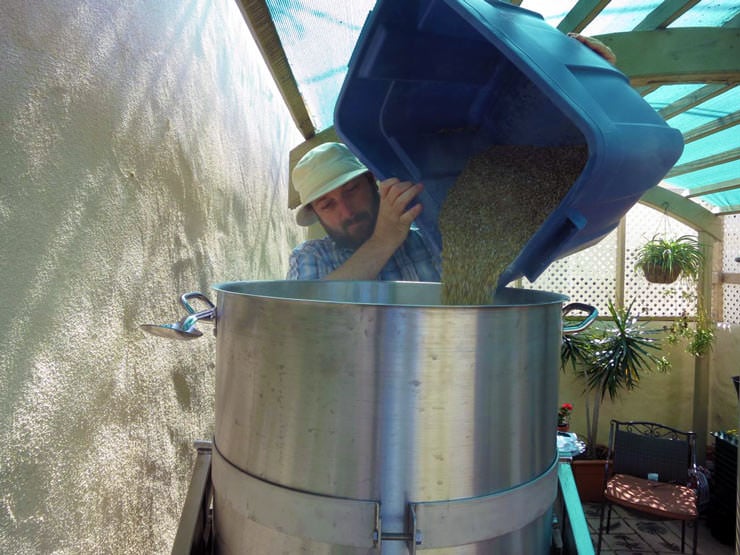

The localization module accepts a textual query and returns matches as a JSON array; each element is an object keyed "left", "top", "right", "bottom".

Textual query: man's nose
[{"left": 336, "top": 198, "right": 354, "bottom": 220}]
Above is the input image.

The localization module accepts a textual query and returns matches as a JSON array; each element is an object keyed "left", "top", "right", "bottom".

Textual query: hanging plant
[
  {"left": 635, "top": 234, "right": 704, "bottom": 284},
  {"left": 665, "top": 302, "right": 716, "bottom": 358}
]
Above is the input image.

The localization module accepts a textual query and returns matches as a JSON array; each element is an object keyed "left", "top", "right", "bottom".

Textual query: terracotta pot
[
  {"left": 571, "top": 459, "right": 609, "bottom": 503},
  {"left": 557, "top": 423, "right": 570, "bottom": 432}
]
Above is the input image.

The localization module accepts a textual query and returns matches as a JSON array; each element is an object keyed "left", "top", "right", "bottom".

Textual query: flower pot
[
  {"left": 640, "top": 264, "right": 681, "bottom": 284},
  {"left": 557, "top": 423, "right": 570, "bottom": 432},
  {"left": 571, "top": 459, "right": 609, "bottom": 503}
]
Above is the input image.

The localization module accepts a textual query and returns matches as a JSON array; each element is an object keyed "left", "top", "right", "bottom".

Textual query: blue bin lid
[{"left": 334, "top": 0, "right": 684, "bottom": 287}]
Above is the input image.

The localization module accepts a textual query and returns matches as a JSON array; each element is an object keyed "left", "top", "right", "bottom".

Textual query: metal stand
[
  {"left": 172, "top": 441, "right": 214, "bottom": 555},
  {"left": 173, "top": 442, "right": 591, "bottom": 553}
]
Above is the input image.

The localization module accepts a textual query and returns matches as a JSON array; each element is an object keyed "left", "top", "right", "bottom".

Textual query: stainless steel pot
[{"left": 152, "top": 281, "right": 591, "bottom": 554}]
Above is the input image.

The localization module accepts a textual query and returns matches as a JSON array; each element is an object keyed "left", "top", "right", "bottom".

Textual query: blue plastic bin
[{"left": 334, "top": 0, "right": 684, "bottom": 287}]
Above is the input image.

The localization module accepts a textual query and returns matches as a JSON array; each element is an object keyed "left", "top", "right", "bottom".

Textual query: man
[
  {"left": 286, "top": 142, "right": 441, "bottom": 280},
  {"left": 286, "top": 36, "right": 615, "bottom": 282}
]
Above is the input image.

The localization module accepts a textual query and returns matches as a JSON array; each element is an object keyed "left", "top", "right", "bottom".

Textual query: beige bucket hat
[{"left": 293, "top": 142, "right": 370, "bottom": 226}]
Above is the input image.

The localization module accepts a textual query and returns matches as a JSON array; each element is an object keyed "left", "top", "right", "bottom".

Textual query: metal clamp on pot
[{"left": 211, "top": 443, "right": 559, "bottom": 552}]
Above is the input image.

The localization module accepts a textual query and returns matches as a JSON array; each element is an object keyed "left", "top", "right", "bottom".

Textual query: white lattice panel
[
  {"left": 524, "top": 231, "right": 616, "bottom": 314},
  {"left": 721, "top": 215, "right": 740, "bottom": 272},
  {"left": 724, "top": 285, "right": 740, "bottom": 323},
  {"left": 520, "top": 203, "right": 701, "bottom": 319},
  {"left": 722, "top": 215, "right": 740, "bottom": 323}
]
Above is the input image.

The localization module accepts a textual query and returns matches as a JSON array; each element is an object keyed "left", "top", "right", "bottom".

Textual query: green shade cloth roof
[{"left": 264, "top": 0, "right": 739, "bottom": 215}]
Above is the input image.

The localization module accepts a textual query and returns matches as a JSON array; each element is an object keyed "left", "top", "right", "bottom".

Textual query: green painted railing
[{"left": 556, "top": 462, "right": 595, "bottom": 555}]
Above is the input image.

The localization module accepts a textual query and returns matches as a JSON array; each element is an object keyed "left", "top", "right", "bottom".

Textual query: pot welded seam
[{"left": 211, "top": 441, "right": 559, "bottom": 549}]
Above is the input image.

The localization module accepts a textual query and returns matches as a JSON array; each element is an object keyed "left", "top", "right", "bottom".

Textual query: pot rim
[{"left": 212, "top": 280, "right": 570, "bottom": 309}]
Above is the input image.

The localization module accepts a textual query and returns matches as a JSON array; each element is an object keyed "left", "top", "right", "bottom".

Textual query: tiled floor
[{"left": 582, "top": 502, "right": 734, "bottom": 554}]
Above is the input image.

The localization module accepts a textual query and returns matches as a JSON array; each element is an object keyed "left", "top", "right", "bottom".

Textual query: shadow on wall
[{"left": 0, "top": 0, "right": 302, "bottom": 553}]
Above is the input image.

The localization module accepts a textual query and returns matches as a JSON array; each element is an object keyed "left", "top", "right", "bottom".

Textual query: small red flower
[{"left": 558, "top": 403, "right": 573, "bottom": 421}]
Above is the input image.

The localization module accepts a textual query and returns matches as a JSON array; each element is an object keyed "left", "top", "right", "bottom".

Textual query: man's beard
[{"left": 324, "top": 211, "right": 375, "bottom": 250}]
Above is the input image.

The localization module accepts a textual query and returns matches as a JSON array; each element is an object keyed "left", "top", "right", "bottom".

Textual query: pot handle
[
  {"left": 140, "top": 291, "right": 216, "bottom": 340},
  {"left": 180, "top": 292, "right": 215, "bottom": 316},
  {"left": 562, "top": 302, "right": 598, "bottom": 335}
]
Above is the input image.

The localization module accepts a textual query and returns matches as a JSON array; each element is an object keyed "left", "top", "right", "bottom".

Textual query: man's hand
[
  {"left": 568, "top": 33, "right": 617, "bottom": 65},
  {"left": 321, "top": 177, "right": 424, "bottom": 280},
  {"left": 371, "top": 177, "right": 424, "bottom": 252}
]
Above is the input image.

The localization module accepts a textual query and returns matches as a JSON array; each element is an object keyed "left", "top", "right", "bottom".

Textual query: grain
[{"left": 439, "top": 144, "right": 588, "bottom": 305}]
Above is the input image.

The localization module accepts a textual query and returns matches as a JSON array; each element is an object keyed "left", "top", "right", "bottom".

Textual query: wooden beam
[
  {"left": 658, "top": 84, "right": 732, "bottom": 121},
  {"left": 682, "top": 108, "right": 740, "bottom": 143},
  {"left": 615, "top": 217, "right": 626, "bottom": 309},
  {"left": 693, "top": 229, "right": 713, "bottom": 464},
  {"left": 684, "top": 177, "right": 740, "bottom": 198},
  {"left": 634, "top": 84, "right": 661, "bottom": 96},
  {"left": 557, "top": 0, "right": 610, "bottom": 34},
  {"left": 710, "top": 205, "right": 740, "bottom": 216},
  {"left": 596, "top": 28, "right": 740, "bottom": 87},
  {"left": 633, "top": 0, "right": 700, "bottom": 31},
  {"left": 639, "top": 186, "right": 721, "bottom": 240},
  {"left": 720, "top": 273, "right": 740, "bottom": 285},
  {"left": 726, "top": 12, "right": 740, "bottom": 28},
  {"left": 667, "top": 148, "right": 740, "bottom": 178},
  {"left": 234, "top": 0, "right": 316, "bottom": 140}
]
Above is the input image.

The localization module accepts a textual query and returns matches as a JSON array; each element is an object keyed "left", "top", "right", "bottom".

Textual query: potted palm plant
[
  {"left": 635, "top": 234, "right": 704, "bottom": 284},
  {"left": 561, "top": 300, "right": 670, "bottom": 501}
]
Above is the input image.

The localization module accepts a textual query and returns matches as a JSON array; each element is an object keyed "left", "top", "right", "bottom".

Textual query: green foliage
[
  {"left": 561, "top": 299, "right": 670, "bottom": 455},
  {"left": 665, "top": 310, "right": 715, "bottom": 357},
  {"left": 561, "top": 327, "right": 593, "bottom": 373},
  {"left": 690, "top": 324, "right": 716, "bottom": 357},
  {"left": 562, "top": 300, "right": 670, "bottom": 400},
  {"left": 587, "top": 301, "right": 670, "bottom": 401},
  {"left": 635, "top": 234, "right": 704, "bottom": 283}
]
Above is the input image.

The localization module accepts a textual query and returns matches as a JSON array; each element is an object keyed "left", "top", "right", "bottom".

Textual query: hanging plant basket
[
  {"left": 635, "top": 235, "right": 704, "bottom": 284},
  {"left": 639, "top": 263, "right": 681, "bottom": 284}
]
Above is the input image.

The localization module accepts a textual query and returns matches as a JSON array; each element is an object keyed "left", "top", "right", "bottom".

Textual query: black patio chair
[{"left": 596, "top": 420, "right": 698, "bottom": 554}]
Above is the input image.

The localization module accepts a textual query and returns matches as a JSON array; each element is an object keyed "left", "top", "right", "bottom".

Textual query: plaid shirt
[{"left": 287, "top": 227, "right": 441, "bottom": 281}]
